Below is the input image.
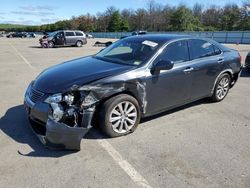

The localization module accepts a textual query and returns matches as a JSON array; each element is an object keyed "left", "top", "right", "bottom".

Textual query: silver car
[{"left": 40, "top": 30, "right": 87, "bottom": 48}]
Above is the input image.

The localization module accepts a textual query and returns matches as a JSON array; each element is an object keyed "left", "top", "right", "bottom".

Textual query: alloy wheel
[
  {"left": 109, "top": 101, "right": 138, "bottom": 134},
  {"left": 216, "top": 76, "right": 230, "bottom": 100}
]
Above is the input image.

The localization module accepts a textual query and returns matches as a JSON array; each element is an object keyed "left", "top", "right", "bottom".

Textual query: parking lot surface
[{"left": 0, "top": 37, "right": 249, "bottom": 188}]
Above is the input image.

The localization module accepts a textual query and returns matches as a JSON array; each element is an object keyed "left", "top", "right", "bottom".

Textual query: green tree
[
  {"left": 240, "top": 1, "right": 250, "bottom": 30},
  {"left": 170, "top": 5, "right": 202, "bottom": 31},
  {"left": 107, "top": 11, "right": 122, "bottom": 31},
  {"left": 202, "top": 5, "right": 221, "bottom": 31},
  {"left": 120, "top": 19, "right": 130, "bottom": 31},
  {"left": 220, "top": 4, "right": 241, "bottom": 30}
]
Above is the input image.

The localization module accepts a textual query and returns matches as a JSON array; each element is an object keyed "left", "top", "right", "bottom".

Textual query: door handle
[
  {"left": 217, "top": 58, "right": 224, "bottom": 64},
  {"left": 183, "top": 67, "right": 194, "bottom": 73}
]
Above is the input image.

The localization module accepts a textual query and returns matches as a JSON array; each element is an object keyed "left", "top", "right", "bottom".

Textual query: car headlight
[
  {"left": 63, "top": 94, "right": 74, "bottom": 105},
  {"left": 45, "top": 93, "right": 62, "bottom": 104}
]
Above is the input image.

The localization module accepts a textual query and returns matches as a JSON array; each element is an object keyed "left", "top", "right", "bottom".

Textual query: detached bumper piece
[
  {"left": 29, "top": 118, "right": 91, "bottom": 151},
  {"left": 45, "top": 119, "right": 90, "bottom": 150}
]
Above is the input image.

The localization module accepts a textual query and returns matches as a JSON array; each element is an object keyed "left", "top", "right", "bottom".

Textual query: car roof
[
  {"left": 126, "top": 34, "right": 190, "bottom": 42},
  {"left": 124, "top": 34, "right": 229, "bottom": 51}
]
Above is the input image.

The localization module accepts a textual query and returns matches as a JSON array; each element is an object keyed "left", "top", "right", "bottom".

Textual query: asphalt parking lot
[{"left": 0, "top": 37, "right": 250, "bottom": 188}]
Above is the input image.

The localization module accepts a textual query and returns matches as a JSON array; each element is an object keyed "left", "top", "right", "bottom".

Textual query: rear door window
[
  {"left": 188, "top": 39, "right": 217, "bottom": 60},
  {"left": 156, "top": 40, "right": 189, "bottom": 64},
  {"left": 65, "top": 32, "right": 75, "bottom": 37},
  {"left": 75, "top": 32, "right": 83, "bottom": 36}
]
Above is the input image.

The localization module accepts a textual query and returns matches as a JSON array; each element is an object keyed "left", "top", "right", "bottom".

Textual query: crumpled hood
[{"left": 33, "top": 56, "right": 133, "bottom": 93}]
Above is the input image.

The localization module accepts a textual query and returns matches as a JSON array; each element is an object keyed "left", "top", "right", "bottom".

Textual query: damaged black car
[{"left": 24, "top": 34, "right": 242, "bottom": 150}]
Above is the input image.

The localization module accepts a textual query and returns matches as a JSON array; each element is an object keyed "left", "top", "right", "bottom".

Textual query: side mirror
[{"left": 151, "top": 60, "right": 174, "bottom": 74}]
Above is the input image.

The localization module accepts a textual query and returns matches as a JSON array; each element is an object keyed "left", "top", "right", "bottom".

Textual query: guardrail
[{"left": 90, "top": 31, "right": 250, "bottom": 44}]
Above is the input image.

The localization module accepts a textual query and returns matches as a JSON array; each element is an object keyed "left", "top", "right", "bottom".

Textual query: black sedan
[
  {"left": 245, "top": 52, "right": 250, "bottom": 70},
  {"left": 6, "top": 32, "right": 27, "bottom": 38},
  {"left": 24, "top": 34, "right": 242, "bottom": 150}
]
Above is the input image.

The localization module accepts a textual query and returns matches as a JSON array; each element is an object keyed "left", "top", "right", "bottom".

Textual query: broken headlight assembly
[
  {"left": 44, "top": 90, "right": 98, "bottom": 128},
  {"left": 45, "top": 92, "right": 79, "bottom": 126},
  {"left": 45, "top": 93, "right": 75, "bottom": 105},
  {"left": 44, "top": 93, "right": 63, "bottom": 104}
]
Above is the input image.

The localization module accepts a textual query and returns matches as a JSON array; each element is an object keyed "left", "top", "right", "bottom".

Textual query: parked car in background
[
  {"left": 28, "top": 32, "right": 36, "bottom": 38},
  {"left": 24, "top": 34, "right": 242, "bottom": 150},
  {"left": 86, "top": 33, "right": 94, "bottom": 38},
  {"left": 39, "top": 30, "right": 87, "bottom": 48},
  {"left": 132, "top": 31, "right": 147, "bottom": 35},
  {"left": 245, "top": 52, "right": 250, "bottom": 70},
  {"left": 121, "top": 30, "right": 147, "bottom": 39},
  {"left": 6, "top": 32, "right": 27, "bottom": 38}
]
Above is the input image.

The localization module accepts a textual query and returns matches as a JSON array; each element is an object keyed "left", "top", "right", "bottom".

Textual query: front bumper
[{"left": 24, "top": 85, "right": 92, "bottom": 150}]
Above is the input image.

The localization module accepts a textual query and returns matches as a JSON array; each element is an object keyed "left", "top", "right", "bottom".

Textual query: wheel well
[
  {"left": 211, "top": 70, "right": 233, "bottom": 94},
  {"left": 96, "top": 91, "right": 141, "bottom": 112},
  {"left": 91, "top": 91, "right": 142, "bottom": 127},
  {"left": 223, "top": 71, "right": 233, "bottom": 80},
  {"left": 76, "top": 40, "right": 83, "bottom": 44},
  {"left": 220, "top": 71, "right": 236, "bottom": 88}
]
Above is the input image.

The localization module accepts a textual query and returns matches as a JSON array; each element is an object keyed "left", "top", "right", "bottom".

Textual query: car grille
[{"left": 29, "top": 88, "right": 44, "bottom": 103}]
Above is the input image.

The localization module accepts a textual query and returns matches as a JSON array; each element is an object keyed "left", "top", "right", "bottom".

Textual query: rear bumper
[{"left": 24, "top": 85, "right": 91, "bottom": 151}]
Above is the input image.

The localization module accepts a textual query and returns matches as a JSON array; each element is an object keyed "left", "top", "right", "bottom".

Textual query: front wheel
[
  {"left": 48, "top": 41, "right": 54, "bottom": 48},
  {"left": 99, "top": 94, "right": 141, "bottom": 137},
  {"left": 211, "top": 73, "right": 231, "bottom": 102}
]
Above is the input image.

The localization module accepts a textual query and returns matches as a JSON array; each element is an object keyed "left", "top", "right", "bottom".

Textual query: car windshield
[
  {"left": 48, "top": 31, "right": 57, "bottom": 37},
  {"left": 94, "top": 38, "right": 163, "bottom": 66}
]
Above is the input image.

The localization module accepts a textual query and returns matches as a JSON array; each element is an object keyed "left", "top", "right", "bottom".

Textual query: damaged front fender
[
  {"left": 25, "top": 76, "right": 148, "bottom": 151},
  {"left": 77, "top": 80, "right": 148, "bottom": 114}
]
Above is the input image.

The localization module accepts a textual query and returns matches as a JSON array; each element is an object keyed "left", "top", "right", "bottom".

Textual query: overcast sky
[{"left": 0, "top": 0, "right": 243, "bottom": 25}]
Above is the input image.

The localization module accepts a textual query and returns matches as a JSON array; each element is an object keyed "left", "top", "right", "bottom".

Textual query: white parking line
[
  {"left": 8, "top": 42, "right": 35, "bottom": 70},
  {"left": 97, "top": 138, "right": 152, "bottom": 188}
]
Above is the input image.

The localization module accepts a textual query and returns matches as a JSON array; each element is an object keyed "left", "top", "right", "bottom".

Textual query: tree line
[{"left": 1, "top": 1, "right": 250, "bottom": 32}]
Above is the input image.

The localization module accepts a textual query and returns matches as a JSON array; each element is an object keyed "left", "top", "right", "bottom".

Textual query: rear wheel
[
  {"left": 99, "top": 94, "right": 141, "bottom": 137},
  {"left": 76, "top": 41, "right": 83, "bottom": 47},
  {"left": 211, "top": 73, "right": 231, "bottom": 102}
]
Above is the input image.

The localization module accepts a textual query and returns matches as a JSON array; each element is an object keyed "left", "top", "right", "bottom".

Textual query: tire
[
  {"left": 99, "top": 94, "right": 141, "bottom": 138},
  {"left": 48, "top": 41, "right": 54, "bottom": 48},
  {"left": 76, "top": 40, "right": 83, "bottom": 47},
  {"left": 211, "top": 73, "right": 231, "bottom": 102}
]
